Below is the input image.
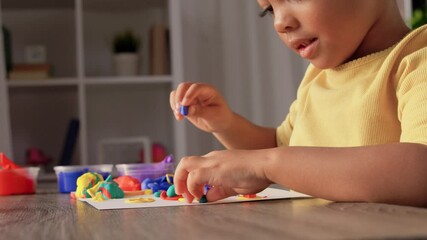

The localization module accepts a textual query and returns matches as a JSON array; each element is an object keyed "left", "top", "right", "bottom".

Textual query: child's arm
[
  {"left": 265, "top": 143, "right": 427, "bottom": 207},
  {"left": 174, "top": 142, "right": 427, "bottom": 207},
  {"left": 170, "top": 82, "right": 276, "bottom": 150}
]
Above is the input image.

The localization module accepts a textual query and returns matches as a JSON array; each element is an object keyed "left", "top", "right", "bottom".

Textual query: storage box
[
  {"left": 54, "top": 164, "right": 113, "bottom": 193},
  {"left": 0, "top": 167, "right": 40, "bottom": 196},
  {"left": 116, "top": 155, "right": 175, "bottom": 182}
]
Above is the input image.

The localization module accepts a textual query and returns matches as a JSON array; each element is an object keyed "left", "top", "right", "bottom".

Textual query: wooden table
[{"left": 1, "top": 182, "right": 427, "bottom": 240}]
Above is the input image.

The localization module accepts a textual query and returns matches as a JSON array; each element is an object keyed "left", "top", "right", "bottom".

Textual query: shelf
[
  {"left": 83, "top": 0, "right": 167, "bottom": 12},
  {"left": 82, "top": 1, "right": 169, "bottom": 77},
  {"left": 0, "top": 0, "right": 186, "bottom": 166},
  {"left": 7, "top": 78, "right": 79, "bottom": 87},
  {"left": 1, "top": 0, "right": 74, "bottom": 10},
  {"left": 6, "top": 76, "right": 174, "bottom": 87},
  {"left": 2, "top": 8, "right": 77, "bottom": 78},
  {"left": 84, "top": 75, "right": 173, "bottom": 85}
]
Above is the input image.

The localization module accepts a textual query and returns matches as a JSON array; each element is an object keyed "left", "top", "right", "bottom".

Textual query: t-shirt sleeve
[
  {"left": 397, "top": 51, "right": 427, "bottom": 145},
  {"left": 276, "top": 100, "right": 298, "bottom": 146}
]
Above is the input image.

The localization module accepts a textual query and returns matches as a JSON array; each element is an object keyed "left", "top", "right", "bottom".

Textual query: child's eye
[{"left": 259, "top": 5, "right": 273, "bottom": 18}]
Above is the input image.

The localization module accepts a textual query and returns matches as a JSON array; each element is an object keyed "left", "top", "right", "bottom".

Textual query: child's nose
[{"left": 274, "top": 12, "right": 299, "bottom": 34}]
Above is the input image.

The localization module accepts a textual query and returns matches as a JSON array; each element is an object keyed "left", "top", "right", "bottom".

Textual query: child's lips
[{"left": 290, "top": 38, "right": 318, "bottom": 59}]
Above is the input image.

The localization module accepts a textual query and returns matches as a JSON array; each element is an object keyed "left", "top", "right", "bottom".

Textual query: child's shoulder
[
  {"left": 393, "top": 25, "right": 427, "bottom": 76},
  {"left": 393, "top": 24, "right": 427, "bottom": 60}
]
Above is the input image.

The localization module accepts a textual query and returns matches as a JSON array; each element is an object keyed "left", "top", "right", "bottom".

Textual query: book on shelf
[
  {"left": 58, "top": 118, "right": 80, "bottom": 166},
  {"left": 8, "top": 63, "right": 52, "bottom": 80},
  {"left": 150, "top": 24, "right": 170, "bottom": 75}
]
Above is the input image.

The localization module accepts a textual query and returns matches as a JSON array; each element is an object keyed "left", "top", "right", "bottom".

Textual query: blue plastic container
[
  {"left": 54, "top": 164, "right": 113, "bottom": 193},
  {"left": 57, "top": 168, "right": 86, "bottom": 193}
]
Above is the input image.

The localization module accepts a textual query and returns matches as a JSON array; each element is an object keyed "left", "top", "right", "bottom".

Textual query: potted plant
[{"left": 112, "top": 30, "right": 141, "bottom": 76}]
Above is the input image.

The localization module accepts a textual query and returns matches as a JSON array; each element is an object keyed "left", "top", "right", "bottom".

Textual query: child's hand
[
  {"left": 174, "top": 149, "right": 272, "bottom": 203},
  {"left": 169, "top": 82, "right": 234, "bottom": 133}
]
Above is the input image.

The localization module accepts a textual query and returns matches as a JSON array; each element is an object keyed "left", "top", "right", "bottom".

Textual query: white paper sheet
[{"left": 79, "top": 188, "right": 310, "bottom": 210}]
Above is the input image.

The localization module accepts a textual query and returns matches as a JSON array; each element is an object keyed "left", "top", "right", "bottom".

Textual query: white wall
[{"left": 180, "top": 0, "right": 306, "bottom": 155}]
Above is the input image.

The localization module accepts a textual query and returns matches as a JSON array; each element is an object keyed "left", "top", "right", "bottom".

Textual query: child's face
[{"left": 257, "top": 0, "right": 381, "bottom": 69}]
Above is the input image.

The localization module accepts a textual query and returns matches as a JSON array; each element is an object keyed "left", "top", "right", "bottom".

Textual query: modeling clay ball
[
  {"left": 97, "top": 175, "right": 125, "bottom": 199},
  {"left": 75, "top": 172, "right": 104, "bottom": 198},
  {"left": 166, "top": 185, "right": 176, "bottom": 197},
  {"left": 154, "top": 191, "right": 162, "bottom": 198},
  {"left": 114, "top": 175, "right": 141, "bottom": 191}
]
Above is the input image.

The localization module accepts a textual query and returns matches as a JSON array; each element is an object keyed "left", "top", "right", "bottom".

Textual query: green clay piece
[
  {"left": 98, "top": 175, "right": 124, "bottom": 199},
  {"left": 166, "top": 185, "right": 176, "bottom": 197},
  {"left": 154, "top": 191, "right": 161, "bottom": 198},
  {"left": 199, "top": 195, "right": 208, "bottom": 203}
]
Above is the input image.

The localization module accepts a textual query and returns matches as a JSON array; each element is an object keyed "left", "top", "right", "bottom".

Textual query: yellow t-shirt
[{"left": 277, "top": 24, "right": 427, "bottom": 147}]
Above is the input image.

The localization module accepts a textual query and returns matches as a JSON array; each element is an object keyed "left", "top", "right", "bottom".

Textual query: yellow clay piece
[
  {"left": 145, "top": 189, "right": 153, "bottom": 195},
  {"left": 75, "top": 172, "right": 104, "bottom": 198},
  {"left": 86, "top": 182, "right": 102, "bottom": 198},
  {"left": 125, "top": 198, "right": 155, "bottom": 203},
  {"left": 165, "top": 174, "right": 174, "bottom": 184},
  {"left": 93, "top": 192, "right": 105, "bottom": 202},
  {"left": 236, "top": 195, "right": 264, "bottom": 200}
]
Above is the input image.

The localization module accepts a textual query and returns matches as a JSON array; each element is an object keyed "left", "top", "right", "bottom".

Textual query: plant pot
[{"left": 113, "top": 53, "right": 139, "bottom": 76}]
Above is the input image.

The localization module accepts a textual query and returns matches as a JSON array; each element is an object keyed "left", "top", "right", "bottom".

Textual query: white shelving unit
[{"left": 0, "top": 0, "right": 186, "bottom": 169}]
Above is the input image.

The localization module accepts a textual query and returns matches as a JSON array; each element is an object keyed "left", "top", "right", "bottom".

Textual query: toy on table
[{"left": 0, "top": 152, "right": 39, "bottom": 196}]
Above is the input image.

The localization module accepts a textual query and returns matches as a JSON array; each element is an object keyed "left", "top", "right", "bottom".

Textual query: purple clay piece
[{"left": 164, "top": 155, "right": 174, "bottom": 164}]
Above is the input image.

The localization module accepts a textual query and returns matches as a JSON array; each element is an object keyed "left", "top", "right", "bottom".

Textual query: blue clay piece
[
  {"left": 159, "top": 182, "right": 171, "bottom": 191},
  {"left": 180, "top": 105, "right": 189, "bottom": 116},
  {"left": 141, "top": 178, "right": 153, "bottom": 189}
]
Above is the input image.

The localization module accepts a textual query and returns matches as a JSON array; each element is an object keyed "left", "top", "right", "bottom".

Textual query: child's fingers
[
  {"left": 175, "top": 82, "right": 193, "bottom": 107},
  {"left": 182, "top": 83, "right": 215, "bottom": 106},
  {"left": 173, "top": 163, "right": 189, "bottom": 196},
  {"left": 175, "top": 156, "right": 209, "bottom": 200},
  {"left": 205, "top": 186, "right": 235, "bottom": 202},
  {"left": 169, "top": 91, "right": 182, "bottom": 120},
  {"left": 186, "top": 169, "right": 209, "bottom": 200}
]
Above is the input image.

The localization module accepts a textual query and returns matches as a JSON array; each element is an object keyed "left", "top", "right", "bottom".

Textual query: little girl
[{"left": 170, "top": 0, "right": 427, "bottom": 207}]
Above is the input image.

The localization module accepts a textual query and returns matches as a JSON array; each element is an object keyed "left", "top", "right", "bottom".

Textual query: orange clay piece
[
  {"left": 123, "top": 189, "right": 153, "bottom": 197},
  {"left": 114, "top": 175, "right": 141, "bottom": 191},
  {"left": 236, "top": 194, "right": 267, "bottom": 200},
  {"left": 243, "top": 194, "right": 257, "bottom": 198}
]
